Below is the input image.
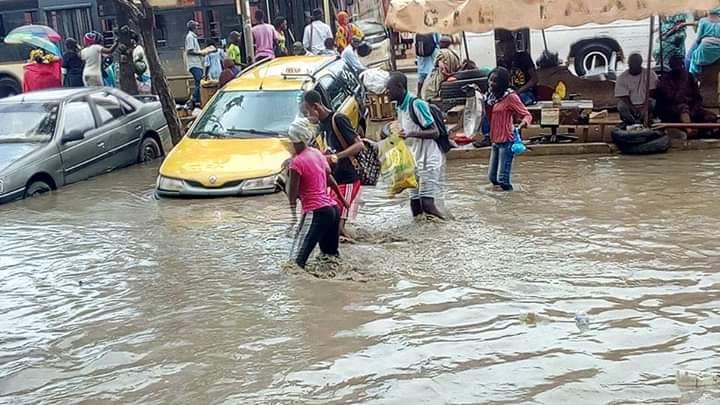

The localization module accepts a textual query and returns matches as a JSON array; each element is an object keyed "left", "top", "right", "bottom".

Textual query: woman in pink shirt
[
  {"left": 252, "top": 10, "right": 277, "bottom": 61},
  {"left": 287, "top": 119, "right": 349, "bottom": 269},
  {"left": 484, "top": 67, "right": 532, "bottom": 191}
]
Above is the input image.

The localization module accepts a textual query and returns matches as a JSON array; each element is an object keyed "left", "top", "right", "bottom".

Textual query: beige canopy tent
[
  {"left": 386, "top": 0, "right": 720, "bottom": 126},
  {"left": 386, "top": 0, "right": 720, "bottom": 34}
]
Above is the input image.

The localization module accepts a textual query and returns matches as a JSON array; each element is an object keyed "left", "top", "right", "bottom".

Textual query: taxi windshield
[{"left": 190, "top": 90, "right": 302, "bottom": 139}]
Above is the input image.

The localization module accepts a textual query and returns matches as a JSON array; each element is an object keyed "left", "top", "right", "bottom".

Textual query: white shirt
[
  {"left": 615, "top": 68, "right": 658, "bottom": 106},
  {"left": 398, "top": 94, "right": 444, "bottom": 170},
  {"left": 80, "top": 44, "right": 103, "bottom": 78},
  {"left": 303, "top": 21, "right": 333, "bottom": 55},
  {"left": 341, "top": 47, "right": 366, "bottom": 74},
  {"left": 185, "top": 31, "right": 203, "bottom": 70}
]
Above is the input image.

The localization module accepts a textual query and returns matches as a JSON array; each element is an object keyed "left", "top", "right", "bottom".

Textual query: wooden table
[{"left": 527, "top": 100, "right": 594, "bottom": 143}]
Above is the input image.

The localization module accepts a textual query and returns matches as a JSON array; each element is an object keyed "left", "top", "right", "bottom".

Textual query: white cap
[{"left": 288, "top": 117, "right": 314, "bottom": 144}]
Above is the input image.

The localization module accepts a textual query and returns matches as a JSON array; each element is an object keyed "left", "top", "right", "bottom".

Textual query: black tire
[
  {"left": 452, "top": 69, "right": 485, "bottom": 80},
  {"left": 138, "top": 136, "right": 161, "bottom": 163},
  {"left": 441, "top": 77, "right": 489, "bottom": 92},
  {"left": 0, "top": 77, "right": 21, "bottom": 99},
  {"left": 573, "top": 42, "right": 614, "bottom": 76},
  {"left": 611, "top": 128, "right": 663, "bottom": 145},
  {"left": 616, "top": 134, "right": 671, "bottom": 155},
  {"left": 25, "top": 180, "right": 52, "bottom": 198}
]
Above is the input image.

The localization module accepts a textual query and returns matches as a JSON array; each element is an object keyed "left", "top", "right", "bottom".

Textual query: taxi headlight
[
  {"left": 157, "top": 175, "right": 185, "bottom": 191},
  {"left": 241, "top": 174, "right": 279, "bottom": 192}
]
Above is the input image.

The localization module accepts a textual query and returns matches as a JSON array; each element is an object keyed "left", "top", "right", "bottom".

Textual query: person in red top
[
  {"left": 484, "top": 67, "right": 532, "bottom": 191},
  {"left": 286, "top": 118, "right": 349, "bottom": 269},
  {"left": 23, "top": 49, "right": 62, "bottom": 93}
]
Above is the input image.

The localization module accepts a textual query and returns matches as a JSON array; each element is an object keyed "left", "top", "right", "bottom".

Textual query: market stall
[{"left": 386, "top": 0, "right": 720, "bottom": 149}]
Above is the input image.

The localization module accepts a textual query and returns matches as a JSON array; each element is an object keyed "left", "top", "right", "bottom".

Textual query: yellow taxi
[{"left": 156, "top": 55, "right": 366, "bottom": 197}]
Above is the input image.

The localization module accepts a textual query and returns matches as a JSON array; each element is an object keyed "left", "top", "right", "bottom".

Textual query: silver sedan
[{"left": 0, "top": 87, "right": 173, "bottom": 204}]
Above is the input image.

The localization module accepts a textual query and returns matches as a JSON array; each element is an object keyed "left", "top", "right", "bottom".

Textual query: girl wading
[
  {"left": 484, "top": 67, "right": 532, "bottom": 191},
  {"left": 286, "top": 119, "right": 349, "bottom": 269}
]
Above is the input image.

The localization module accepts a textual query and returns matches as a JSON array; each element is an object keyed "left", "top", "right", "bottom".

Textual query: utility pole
[
  {"left": 323, "top": 0, "right": 332, "bottom": 25},
  {"left": 235, "top": 0, "right": 255, "bottom": 63}
]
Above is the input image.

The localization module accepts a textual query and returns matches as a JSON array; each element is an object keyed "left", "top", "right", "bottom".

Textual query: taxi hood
[{"left": 159, "top": 137, "right": 291, "bottom": 187}]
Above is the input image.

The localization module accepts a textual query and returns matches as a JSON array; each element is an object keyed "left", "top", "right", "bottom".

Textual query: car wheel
[
  {"left": 138, "top": 136, "right": 161, "bottom": 163},
  {"left": 25, "top": 180, "right": 52, "bottom": 198},
  {"left": 574, "top": 43, "right": 614, "bottom": 76},
  {"left": 0, "top": 77, "right": 21, "bottom": 99}
]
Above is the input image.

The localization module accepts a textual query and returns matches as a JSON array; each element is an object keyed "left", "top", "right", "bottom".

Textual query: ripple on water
[{"left": 1, "top": 152, "right": 720, "bottom": 403}]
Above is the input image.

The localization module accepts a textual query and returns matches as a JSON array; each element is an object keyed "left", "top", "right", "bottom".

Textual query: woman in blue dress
[{"left": 689, "top": 7, "right": 720, "bottom": 75}]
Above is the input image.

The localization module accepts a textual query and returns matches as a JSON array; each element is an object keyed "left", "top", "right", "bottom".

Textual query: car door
[
  {"left": 89, "top": 91, "right": 140, "bottom": 169},
  {"left": 59, "top": 98, "right": 112, "bottom": 184}
]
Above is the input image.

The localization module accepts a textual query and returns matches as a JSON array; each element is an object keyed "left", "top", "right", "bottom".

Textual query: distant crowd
[
  {"left": 23, "top": 30, "right": 151, "bottom": 94},
  {"left": 183, "top": 8, "right": 373, "bottom": 107}
]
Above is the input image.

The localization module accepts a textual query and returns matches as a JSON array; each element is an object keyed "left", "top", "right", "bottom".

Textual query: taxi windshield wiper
[
  {"left": 227, "top": 128, "right": 278, "bottom": 136},
  {"left": 193, "top": 131, "right": 227, "bottom": 139}
]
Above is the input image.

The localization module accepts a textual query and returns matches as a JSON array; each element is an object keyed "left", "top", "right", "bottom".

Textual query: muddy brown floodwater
[{"left": 1, "top": 151, "right": 720, "bottom": 404}]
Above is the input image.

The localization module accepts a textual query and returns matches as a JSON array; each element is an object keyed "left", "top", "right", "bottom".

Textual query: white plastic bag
[
  {"left": 463, "top": 90, "right": 484, "bottom": 136},
  {"left": 361, "top": 68, "right": 390, "bottom": 94}
]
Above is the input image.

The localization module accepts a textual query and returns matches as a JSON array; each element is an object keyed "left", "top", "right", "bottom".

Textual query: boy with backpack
[
  {"left": 415, "top": 33, "right": 439, "bottom": 95},
  {"left": 386, "top": 72, "right": 451, "bottom": 220}
]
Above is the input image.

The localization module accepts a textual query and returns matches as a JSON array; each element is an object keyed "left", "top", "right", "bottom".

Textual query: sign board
[{"left": 541, "top": 108, "right": 560, "bottom": 126}]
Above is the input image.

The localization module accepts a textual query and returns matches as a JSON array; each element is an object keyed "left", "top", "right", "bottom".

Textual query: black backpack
[
  {"left": 415, "top": 33, "right": 437, "bottom": 57},
  {"left": 408, "top": 98, "right": 452, "bottom": 154}
]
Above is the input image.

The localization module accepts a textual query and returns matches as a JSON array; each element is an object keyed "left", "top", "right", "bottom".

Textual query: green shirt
[{"left": 227, "top": 43, "right": 242, "bottom": 65}]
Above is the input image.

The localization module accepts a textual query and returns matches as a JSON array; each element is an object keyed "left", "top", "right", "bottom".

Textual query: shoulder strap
[
  {"left": 330, "top": 113, "right": 349, "bottom": 149},
  {"left": 408, "top": 97, "right": 431, "bottom": 130},
  {"left": 309, "top": 23, "right": 314, "bottom": 51}
]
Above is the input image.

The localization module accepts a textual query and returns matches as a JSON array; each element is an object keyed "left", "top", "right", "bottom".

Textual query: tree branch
[{"left": 113, "top": 0, "right": 144, "bottom": 21}]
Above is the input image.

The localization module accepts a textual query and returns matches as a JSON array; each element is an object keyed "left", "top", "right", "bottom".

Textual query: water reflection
[{"left": 1, "top": 152, "right": 720, "bottom": 403}]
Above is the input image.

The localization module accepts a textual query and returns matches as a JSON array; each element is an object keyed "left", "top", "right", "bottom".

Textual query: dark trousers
[
  {"left": 293, "top": 205, "right": 340, "bottom": 268},
  {"left": 618, "top": 99, "right": 643, "bottom": 127}
]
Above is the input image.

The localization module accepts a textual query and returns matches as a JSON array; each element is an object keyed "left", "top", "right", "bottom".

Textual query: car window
[
  {"left": 341, "top": 67, "right": 360, "bottom": 90},
  {"left": 319, "top": 74, "right": 352, "bottom": 111},
  {"left": 63, "top": 102, "right": 96, "bottom": 135},
  {"left": 0, "top": 102, "right": 59, "bottom": 142},
  {"left": 90, "top": 93, "right": 124, "bottom": 125},
  {"left": 119, "top": 98, "right": 135, "bottom": 114}
]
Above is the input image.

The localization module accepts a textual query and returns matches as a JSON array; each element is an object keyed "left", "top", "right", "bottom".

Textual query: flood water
[{"left": 2, "top": 151, "right": 720, "bottom": 404}]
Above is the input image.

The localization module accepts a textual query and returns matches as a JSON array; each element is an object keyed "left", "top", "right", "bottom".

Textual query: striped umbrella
[{"left": 4, "top": 25, "right": 63, "bottom": 56}]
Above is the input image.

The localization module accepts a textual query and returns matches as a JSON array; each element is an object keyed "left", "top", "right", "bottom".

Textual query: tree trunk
[
  {"left": 116, "top": 9, "right": 139, "bottom": 95},
  {"left": 137, "top": 9, "right": 182, "bottom": 145}
]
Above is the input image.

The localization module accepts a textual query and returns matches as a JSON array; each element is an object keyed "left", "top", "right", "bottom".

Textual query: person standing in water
[
  {"left": 385, "top": 72, "right": 445, "bottom": 220},
  {"left": 286, "top": 118, "right": 349, "bottom": 269},
  {"left": 302, "top": 90, "right": 365, "bottom": 242},
  {"left": 484, "top": 67, "right": 532, "bottom": 191}
]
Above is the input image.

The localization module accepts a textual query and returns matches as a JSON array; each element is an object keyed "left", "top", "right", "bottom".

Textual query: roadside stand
[{"left": 385, "top": 0, "right": 720, "bottom": 155}]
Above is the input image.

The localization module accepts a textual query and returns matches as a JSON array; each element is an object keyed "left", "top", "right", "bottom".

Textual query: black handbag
[{"left": 331, "top": 114, "right": 381, "bottom": 186}]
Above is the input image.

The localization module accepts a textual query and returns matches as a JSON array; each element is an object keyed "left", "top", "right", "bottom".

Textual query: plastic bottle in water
[
  {"left": 574, "top": 312, "right": 590, "bottom": 331},
  {"left": 676, "top": 370, "right": 720, "bottom": 387}
]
